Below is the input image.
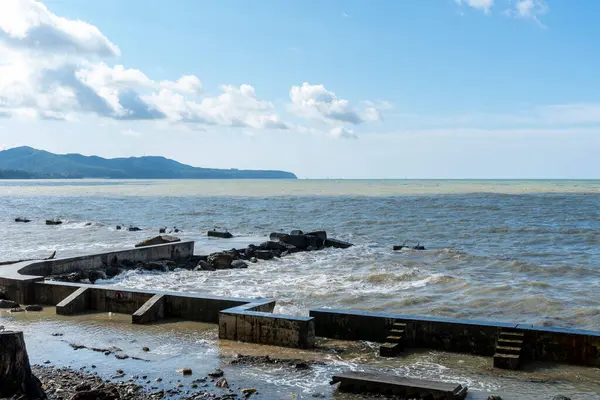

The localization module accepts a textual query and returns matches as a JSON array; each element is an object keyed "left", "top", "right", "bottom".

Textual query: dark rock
[
  {"left": 208, "top": 369, "right": 224, "bottom": 378},
  {"left": 76, "top": 384, "right": 92, "bottom": 392},
  {"left": 249, "top": 257, "right": 258, "bottom": 263},
  {"left": 324, "top": 238, "right": 353, "bottom": 249},
  {"left": 215, "top": 378, "right": 228, "bottom": 388},
  {"left": 552, "top": 397, "right": 571, "bottom": 400},
  {"left": 135, "top": 235, "right": 180, "bottom": 248},
  {"left": 46, "top": 219, "right": 63, "bottom": 225},
  {"left": 85, "top": 222, "right": 93, "bottom": 226},
  {"left": 280, "top": 234, "right": 307, "bottom": 249},
  {"left": 105, "top": 266, "right": 122, "bottom": 278},
  {"left": 140, "top": 261, "right": 169, "bottom": 272},
  {"left": 258, "top": 241, "right": 288, "bottom": 251},
  {"left": 159, "top": 227, "right": 167, "bottom": 233},
  {"left": 194, "top": 260, "right": 215, "bottom": 271},
  {"left": 254, "top": 250, "right": 274, "bottom": 260},
  {"left": 15, "top": 217, "right": 31, "bottom": 223},
  {"left": 115, "top": 354, "right": 129, "bottom": 360},
  {"left": 295, "top": 362, "right": 309, "bottom": 370},
  {"left": 306, "top": 235, "right": 325, "bottom": 249},
  {"left": 290, "top": 229, "right": 304, "bottom": 235},
  {"left": 128, "top": 226, "right": 141, "bottom": 232},
  {"left": 413, "top": 244, "right": 426, "bottom": 250},
  {"left": 142, "top": 347, "right": 150, "bottom": 352},
  {"left": 116, "top": 225, "right": 122, "bottom": 230},
  {"left": 25, "top": 304, "right": 43, "bottom": 312},
  {"left": 269, "top": 232, "right": 287, "bottom": 241},
  {"left": 70, "top": 387, "right": 120, "bottom": 400},
  {"left": 0, "top": 299, "right": 19, "bottom": 308},
  {"left": 241, "top": 388, "right": 257, "bottom": 397},
  {"left": 120, "top": 259, "right": 135, "bottom": 267},
  {"left": 207, "top": 230, "right": 233, "bottom": 239},
  {"left": 393, "top": 245, "right": 404, "bottom": 251},
  {"left": 10, "top": 307, "right": 24, "bottom": 312},
  {"left": 0, "top": 289, "right": 6, "bottom": 300},
  {"left": 207, "top": 253, "right": 234, "bottom": 269},
  {"left": 88, "top": 270, "right": 108, "bottom": 283},
  {"left": 177, "top": 368, "right": 192, "bottom": 376},
  {"left": 307, "top": 231, "right": 327, "bottom": 241},
  {"left": 51, "top": 333, "right": 63, "bottom": 336},
  {"left": 231, "top": 260, "right": 248, "bottom": 269}
]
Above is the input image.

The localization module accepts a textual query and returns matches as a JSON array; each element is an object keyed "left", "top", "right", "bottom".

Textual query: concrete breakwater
[{"left": 1, "top": 240, "right": 600, "bottom": 371}]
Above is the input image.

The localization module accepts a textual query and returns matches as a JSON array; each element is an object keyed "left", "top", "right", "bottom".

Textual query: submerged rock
[
  {"left": 46, "top": 219, "right": 63, "bottom": 225},
  {"left": 25, "top": 304, "right": 43, "bottom": 312},
  {"left": 208, "top": 230, "right": 233, "bottom": 239},
  {"left": 15, "top": 217, "right": 31, "bottom": 223},
  {"left": 324, "top": 238, "right": 353, "bottom": 249},
  {"left": 134, "top": 235, "right": 181, "bottom": 248},
  {"left": 127, "top": 226, "right": 141, "bottom": 232},
  {"left": 0, "top": 299, "right": 20, "bottom": 308}
]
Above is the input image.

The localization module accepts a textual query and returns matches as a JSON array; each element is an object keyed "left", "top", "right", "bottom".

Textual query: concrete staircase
[
  {"left": 379, "top": 321, "right": 407, "bottom": 357},
  {"left": 493, "top": 329, "right": 524, "bottom": 370}
]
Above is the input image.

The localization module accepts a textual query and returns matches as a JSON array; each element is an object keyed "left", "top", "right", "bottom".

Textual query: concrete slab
[
  {"left": 56, "top": 287, "right": 89, "bottom": 315},
  {"left": 132, "top": 294, "right": 165, "bottom": 324}
]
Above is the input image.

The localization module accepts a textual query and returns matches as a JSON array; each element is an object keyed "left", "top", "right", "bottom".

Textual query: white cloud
[
  {"left": 455, "top": 0, "right": 494, "bottom": 14},
  {"left": 289, "top": 82, "right": 384, "bottom": 125},
  {"left": 330, "top": 126, "right": 358, "bottom": 139},
  {"left": 510, "top": 0, "right": 548, "bottom": 26},
  {"left": 0, "top": 0, "right": 286, "bottom": 130}
]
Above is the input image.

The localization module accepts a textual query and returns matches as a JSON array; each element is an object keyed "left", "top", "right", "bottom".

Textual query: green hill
[{"left": 0, "top": 147, "right": 297, "bottom": 179}]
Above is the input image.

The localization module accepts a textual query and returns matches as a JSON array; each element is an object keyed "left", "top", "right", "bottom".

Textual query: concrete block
[
  {"left": 56, "top": 287, "right": 89, "bottom": 315},
  {"left": 132, "top": 294, "right": 165, "bottom": 324}
]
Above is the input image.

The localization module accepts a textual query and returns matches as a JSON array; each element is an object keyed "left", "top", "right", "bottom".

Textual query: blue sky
[{"left": 0, "top": 0, "right": 599, "bottom": 178}]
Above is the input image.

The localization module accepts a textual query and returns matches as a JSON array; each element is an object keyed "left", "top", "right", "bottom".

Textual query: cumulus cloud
[
  {"left": 0, "top": 0, "right": 286, "bottom": 130},
  {"left": 455, "top": 0, "right": 494, "bottom": 14},
  {"left": 509, "top": 0, "right": 548, "bottom": 26},
  {"left": 330, "top": 126, "right": 358, "bottom": 139}
]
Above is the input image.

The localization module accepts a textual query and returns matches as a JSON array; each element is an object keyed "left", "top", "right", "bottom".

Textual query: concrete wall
[
  {"left": 19, "top": 241, "right": 194, "bottom": 277},
  {"left": 310, "top": 308, "right": 600, "bottom": 366}
]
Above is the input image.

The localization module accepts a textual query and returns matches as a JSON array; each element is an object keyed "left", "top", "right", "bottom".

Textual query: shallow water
[{"left": 2, "top": 179, "right": 599, "bottom": 330}]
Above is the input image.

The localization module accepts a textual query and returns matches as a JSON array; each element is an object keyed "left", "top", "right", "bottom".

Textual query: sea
[
  {"left": 1, "top": 179, "right": 600, "bottom": 330},
  {"left": 2, "top": 179, "right": 600, "bottom": 399}
]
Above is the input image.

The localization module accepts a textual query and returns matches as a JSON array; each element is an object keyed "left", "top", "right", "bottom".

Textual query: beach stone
[
  {"left": 241, "top": 388, "right": 257, "bottom": 397},
  {"left": 0, "top": 299, "right": 19, "bottom": 308},
  {"left": 231, "top": 260, "right": 248, "bottom": 269},
  {"left": 177, "top": 368, "right": 192, "bottom": 376},
  {"left": 195, "top": 260, "right": 215, "bottom": 271},
  {"left": 208, "top": 369, "right": 224, "bottom": 378},
  {"left": 142, "top": 347, "right": 150, "bottom": 352},
  {"left": 134, "top": 235, "right": 180, "bottom": 248},
  {"left": 207, "top": 252, "right": 234, "bottom": 269},
  {"left": 25, "top": 304, "right": 43, "bottom": 311},
  {"left": 215, "top": 378, "right": 228, "bottom": 388}
]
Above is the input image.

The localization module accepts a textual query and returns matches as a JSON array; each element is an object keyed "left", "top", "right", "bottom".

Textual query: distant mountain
[
  {"left": 0, "top": 168, "right": 82, "bottom": 179},
  {"left": 0, "top": 147, "right": 297, "bottom": 179}
]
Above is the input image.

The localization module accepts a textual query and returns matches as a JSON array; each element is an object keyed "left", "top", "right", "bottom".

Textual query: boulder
[
  {"left": 269, "top": 232, "right": 287, "bottom": 241},
  {"left": 290, "top": 229, "right": 304, "bottom": 235},
  {"left": 280, "top": 234, "right": 307, "bottom": 249},
  {"left": 307, "top": 231, "right": 327, "bottom": 241},
  {"left": 45, "top": 219, "right": 62, "bottom": 225},
  {"left": 207, "top": 252, "right": 234, "bottom": 269},
  {"left": 208, "top": 230, "right": 233, "bottom": 239},
  {"left": 116, "top": 225, "right": 122, "bottom": 230},
  {"left": 259, "top": 241, "right": 288, "bottom": 251},
  {"left": 195, "top": 260, "right": 216, "bottom": 271},
  {"left": 0, "top": 299, "right": 19, "bottom": 309},
  {"left": 306, "top": 235, "right": 325, "bottom": 249},
  {"left": 177, "top": 368, "right": 192, "bottom": 376},
  {"left": 393, "top": 245, "right": 404, "bottom": 251},
  {"left": 231, "top": 260, "right": 249, "bottom": 269},
  {"left": 159, "top": 227, "right": 167, "bottom": 233},
  {"left": 14, "top": 217, "right": 31, "bottom": 223},
  {"left": 255, "top": 250, "right": 274, "bottom": 260},
  {"left": 134, "top": 235, "right": 181, "bottom": 248},
  {"left": 24, "top": 305, "right": 43, "bottom": 312},
  {"left": 215, "top": 378, "right": 229, "bottom": 388},
  {"left": 88, "top": 270, "right": 108, "bottom": 283},
  {"left": 105, "top": 266, "right": 122, "bottom": 278},
  {"left": 324, "top": 238, "right": 353, "bottom": 249},
  {"left": 413, "top": 244, "right": 426, "bottom": 250},
  {"left": 128, "top": 226, "right": 141, "bottom": 232}
]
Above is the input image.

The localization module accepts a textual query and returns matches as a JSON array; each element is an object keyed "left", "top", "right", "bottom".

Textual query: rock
[
  {"left": 159, "top": 227, "right": 167, "bottom": 233},
  {"left": 115, "top": 354, "right": 129, "bottom": 360},
  {"left": 413, "top": 244, "right": 426, "bottom": 250},
  {"left": 552, "top": 397, "right": 571, "bottom": 400},
  {"left": 215, "top": 378, "right": 228, "bottom": 388},
  {"left": 85, "top": 222, "right": 93, "bottom": 226},
  {"left": 207, "top": 253, "right": 234, "bottom": 269},
  {"left": 43, "top": 360, "right": 51, "bottom": 364},
  {"left": 176, "top": 368, "right": 192, "bottom": 376},
  {"left": 15, "top": 217, "right": 31, "bottom": 223},
  {"left": 24, "top": 304, "right": 43, "bottom": 312},
  {"left": 280, "top": 234, "right": 307, "bottom": 249},
  {"left": 140, "top": 261, "right": 169, "bottom": 272},
  {"left": 393, "top": 245, "right": 404, "bottom": 251},
  {"left": 116, "top": 225, "right": 122, "bottom": 230},
  {"left": 305, "top": 235, "right": 325, "bottom": 249},
  {"left": 10, "top": 307, "right": 24, "bottom": 312},
  {"left": 258, "top": 241, "right": 288, "bottom": 251},
  {"left": 207, "top": 230, "right": 233, "bottom": 239},
  {"left": 254, "top": 250, "right": 274, "bottom": 260},
  {"left": 487, "top": 397, "right": 502, "bottom": 400},
  {"left": 241, "top": 388, "right": 257, "bottom": 397},
  {"left": 231, "top": 260, "right": 248, "bottom": 269},
  {"left": 70, "top": 387, "right": 120, "bottom": 400},
  {"left": 76, "top": 384, "right": 92, "bottom": 392},
  {"left": 194, "top": 260, "right": 216, "bottom": 271},
  {"left": 208, "top": 369, "right": 224, "bottom": 378},
  {"left": 295, "top": 362, "right": 309, "bottom": 370},
  {"left": 135, "top": 235, "right": 180, "bottom": 248},
  {"left": 127, "top": 226, "right": 141, "bottom": 232},
  {"left": 0, "top": 299, "right": 19, "bottom": 308},
  {"left": 46, "top": 219, "right": 63, "bottom": 225},
  {"left": 290, "top": 229, "right": 304, "bottom": 235},
  {"left": 105, "top": 266, "right": 122, "bottom": 278},
  {"left": 269, "top": 232, "right": 287, "bottom": 241},
  {"left": 249, "top": 257, "right": 258, "bottom": 263},
  {"left": 88, "top": 270, "right": 108, "bottom": 283},
  {"left": 307, "top": 231, "right": 327, "bottom": 241},
  {"left": 324, "top": 238, "right": 353, "bottom": 249},
  {"left": 142, "top": 347, "right": 150, "bottom": 352},
  {"left": 51, "top": 333, "right": 63, "bottom": 336}
]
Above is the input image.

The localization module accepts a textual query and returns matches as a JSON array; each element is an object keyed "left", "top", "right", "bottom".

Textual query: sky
[{"left": 0, "top": 0, "right": 599, "bottom": 179}]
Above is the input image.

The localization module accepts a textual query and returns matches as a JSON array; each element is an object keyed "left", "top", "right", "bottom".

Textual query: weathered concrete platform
[{"left": 331, "top": 372, "right": 468, "bottom": 399}]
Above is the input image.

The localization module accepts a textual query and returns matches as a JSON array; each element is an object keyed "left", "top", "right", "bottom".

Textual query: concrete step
[
  {"left": 386, "top": 335, "right": 403, "bottom": 343},
  {"left": 499, "top": 331, "right": 524, "bottom": 338},
  {"left": 389, "top": 329, "right": 404, "bottom": 335},
  {"left": 498, "top": 337, "right": 523, "bottom": 346},
  {"left": 380, "top": 342, "right": 403, "bottom": 357},
  {"left": 393, "top": 322, "right": 407, "bottom": 328},
  {"left": 493, "top": 353, "right": 520, "bottom": 370},
  {"left": 495, "top": 345, "right": 521, "bottom": 355}
]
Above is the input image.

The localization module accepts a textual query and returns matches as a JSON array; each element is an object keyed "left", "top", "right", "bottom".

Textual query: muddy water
[{"left": 2, "top": 309, "right": 599, "bottom": 399}]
